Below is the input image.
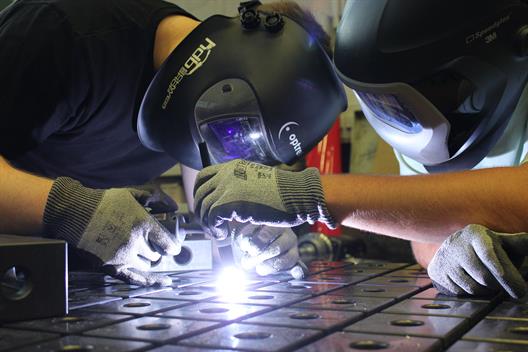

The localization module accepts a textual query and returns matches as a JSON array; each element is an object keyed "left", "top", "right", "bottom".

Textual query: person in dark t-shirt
[{"left": 0, "top": 0, "right": 345, "bottom": 285}]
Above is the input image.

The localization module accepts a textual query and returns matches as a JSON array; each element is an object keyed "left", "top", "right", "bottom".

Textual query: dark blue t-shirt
[{"left": 0, "top": 0, "right": 192, "bottom": 188}]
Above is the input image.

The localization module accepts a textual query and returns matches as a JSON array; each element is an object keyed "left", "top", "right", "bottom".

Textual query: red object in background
[{"left": 305, "top": 119, "right": 342, "bottom": 236}]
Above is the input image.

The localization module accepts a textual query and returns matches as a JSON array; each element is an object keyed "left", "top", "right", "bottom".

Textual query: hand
[
  {"left": 193, "top": 159, "right": 335, "bottom": 240},
  {"left": 428, "top": 224, "right": 528, "bottom": 299},
  {"left": 231, "top": 223, "right": 306, "bottom": 279},
  {"left": 43, "top": 177, "right": 182, "bottom": 286}
]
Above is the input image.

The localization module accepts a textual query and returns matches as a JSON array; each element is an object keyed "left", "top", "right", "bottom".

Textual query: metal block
[
  {"left": 344, "top": 312, "right": 468, "bottom": 346},
  {"left": 150, "top": 235, "right": 213, "bottom": 272},
  {"left": 383, "top": 298, "right": 489, "bottom": 318},
  {"left": 68, "top": 290, "right": 121, "bottom": 310},
  {"left": 140, "top": 287, "right": 218, "bottom": 302},
  {"left": 0, "top": 235, "right": 67, "bottom": 322},
  {"left": 463, "top": 317, "right": 528, "bottom": 345},
  {"left": 213, "top": 290, "right": 310, "bottom": 307},
  {"left": 331, "top": 284, "right": 421, "bottom": 299},
  {"left": 83, "top": 297, "right": 190, "bottom": 316},
  {"left": 295, "top": 273, "right": 367, "bottom": 285},
  {"left": 487, "top": 301, "right": 528, "bottom": 320},
  {"left": 0, "top": 328, "right": 58, "bottom": 352},
  {"left": 5, "top": 310, "right": 133, "bottom": 334},
  {"left": 294, "top": 331, "right": 442, "bottom": 352},
  {"left": 292, "top": 295, "right": 394, "bottom": 313},
  {"left": 11, "top": 335, "right": 151, "bottom": 352},
  {"left": 448, "top": 339, "right": 528, "bottom": 351},
  {"left": 360, "top": 275, "right": 433, "bottom": 288},
  {"left": 88, "top": 284, "right": 172, "bottom": 298},
  {"left": 84, "top": 316, "right": 219, "bottom": 343},
  {"left": 242, "top": 306, "right": 362, "bottom": 331},
  {"left": 256, "top": 281, "right": 344, "bottom": 296},
  {"left": 158, "top": 301, "right": 270, "bottom": 322},
  {"left": 178, "top": 322, "right": 322, "bottom": 351}
]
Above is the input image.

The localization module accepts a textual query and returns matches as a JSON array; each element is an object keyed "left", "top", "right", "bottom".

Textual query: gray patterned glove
[
  {"left": 193, "top": 159, "right": 335, "bottom": 240},
  {"left": 427, "top": 224, "right": 528, "bottom": 299},
  {"left": 43, "top": 177, "right": 182, "bottom": 286},
  {"left": 231, "top": 223, "right": 305, "bottom": 279}
]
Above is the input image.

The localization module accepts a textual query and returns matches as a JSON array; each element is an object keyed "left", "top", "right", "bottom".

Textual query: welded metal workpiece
[
  {"left": 139, "top": 287, "right": 219, "bottom": 302},
  {"left": 68, "top": 290, "right": 121, "bottom": 310},
  {"left": 344, "top": 312, "right": 468, "bottom": 346},
  {"left": 0, "top": 328, "right": 58, "bottom": 351},
  {"left": 242, "top": 306, "right": 362, "bottom": 331},
  {"left": 255, "top": 281, "right": 344, "bottom": 296},
  {"left": 463, "top": 317, "right": 528, "bottom": 345},
  {"left": 348, "top": 262, "right": 411, "bottom": 271},
  {"left": 383, "top": 298, "right": 488, "bottom": 319},
  {"left": 360, "top": 275, "right": 432, "bottom": 288},
  {"left": 487, "top": 300, "right": 528, "bottom": 320},
  {"left": 150, "top": 235, "right": 213, "bottom": 272},
  {"left": 412, "top": 288, "right": 500, "bottom": 303},
  {"left": 5, "top": 310, "right": 133, "bottom": 334},
  {"left": 388, "top": 268, "right": 430, "bottom": 278},
  {"left": 178, "top": 323, "right": 322, "bottom": 351},
  {"left": 84, "top": 316, "right": 219, "bottom": 343},
  {"left": 323, "top": 267, "right": 391, "bottom": 277},
  {"left": 11, "top": 335, "right": 151, "bottom": 352},
  {"left": 83, "top": 297, "right": 190, "bottom": 316},
  {"left": 447, "top": 339, "right": 528, "bottom": 351},
  {"left": 293, "top": 331, "right": 442, "bottom": 352},
  {"left": 171, "top": 270, "right": 218, "bottom": 279},
  {"left": 292, "top": 294, "right": 394, "bottom": 313},
  {"left": 0, "top": 235, "right": 67, "bottom": 322},
  {"left": 158, "top": 301, "right": 270, "bottom": 322},
  {"left": 169, "top": 275, "right": 212, "bottom": 288},
  {"left": 148, "top": 346, "right": 234, "bottom": 352},
  {"left": 213, "top": 290, "right": 310, "bottom": 307},
  {"left": 295, "top": 273, "right": 368, "bottom": 285},
  {"left": 87, "top": 284, "right": 172, "bottom": 299},
  {"left": 330, "top": 284, "right": 421, "bottom": 299}
]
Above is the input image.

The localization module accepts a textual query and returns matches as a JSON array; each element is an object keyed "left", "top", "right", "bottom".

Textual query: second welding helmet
[
  {"left": 335, "top": 0, "right": 528, "bottom": 172},
  {"left": 138, "top": 1, "right": 347, "bottom": 169}
]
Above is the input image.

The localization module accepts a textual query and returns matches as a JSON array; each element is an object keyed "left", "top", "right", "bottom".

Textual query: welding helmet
[
  {"left": 335, "top": 0, "right": 528, "bottom": 172},
  {"left": 138, "top": 1, "right": 347, "bottom": 169}
]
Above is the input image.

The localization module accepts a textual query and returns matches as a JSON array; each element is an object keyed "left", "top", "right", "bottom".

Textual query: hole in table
[
  {"left": 289, "top": 312, "right": 320, "bottom": 320},
  {"left": 200, "top": 307, "right": 230, "bottom": 314},
  {"left": 234, "top": 332, "right": 272, "bottom": 340},
  {"left": 349, "top": 340, "right": 390, "bottom": 350},
  {"left": 124, "top": 302, "right": 151, "bottom": 308},
  {"left": 390, "top": 319, "right": 425, "bottom": 327},
  {"left": 137, "top": 323, "right": 171, "bottom": 331}
]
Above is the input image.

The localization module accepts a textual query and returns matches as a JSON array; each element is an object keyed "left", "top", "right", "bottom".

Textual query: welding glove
[
  {"left": 230, "top": 223, "right": 306, "bottom": 279},
  {"left": 43, "top": 177, "right": 182, "bottom": 287},
  {"left": 427, "top": 224, "right": 528, "bottom": 299},
  {"left": 193, "top": 159, "right": 335, "bottom": 240}
]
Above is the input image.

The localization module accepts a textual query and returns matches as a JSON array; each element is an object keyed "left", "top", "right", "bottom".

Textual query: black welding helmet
[
  {"left": 138, "top": 1, "right": 347, "bottom": 169},
  {"left": 335, "top": 0, "right": 528, "bottom": 172}
]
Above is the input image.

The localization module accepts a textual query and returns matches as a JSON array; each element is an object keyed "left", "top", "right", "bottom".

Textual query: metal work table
[{"left": 1, "top": 260, "right": 528, "bottom": 351}]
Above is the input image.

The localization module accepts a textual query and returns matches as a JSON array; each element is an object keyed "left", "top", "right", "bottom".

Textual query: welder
[
  {"left": 194, "top": 0, "right": 528, "bottom": 298},
  {"left": 0, "top": 0, "right": 346, "bottom": 285}
]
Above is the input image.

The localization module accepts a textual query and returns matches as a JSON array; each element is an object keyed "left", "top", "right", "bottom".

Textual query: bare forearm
[
  {"left": 321, "top": 165, "right": 528, "bottom": 243},
  {"left": 0, "top": 156, "right": 53, "bottom": 235}
]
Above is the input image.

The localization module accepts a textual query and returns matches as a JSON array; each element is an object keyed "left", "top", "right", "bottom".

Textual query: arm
[
  {"left": 0, "top": 155, "right": 53, "bottom": 235},
  {"left": 321, "top": 164, "right": 528, "bottom": 244}
]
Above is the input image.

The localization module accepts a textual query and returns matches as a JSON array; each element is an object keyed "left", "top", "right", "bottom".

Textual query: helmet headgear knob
[{"left": 264, "top": 13, "right": 284, "bottom": 33}]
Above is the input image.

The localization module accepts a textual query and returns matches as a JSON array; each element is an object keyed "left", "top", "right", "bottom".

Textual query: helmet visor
[
  {"left": 199, "top": 115, "right": 276, "bottom": 164},
  {"left": 355, "top": 91, "right": 423, "bottom": 134}
]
